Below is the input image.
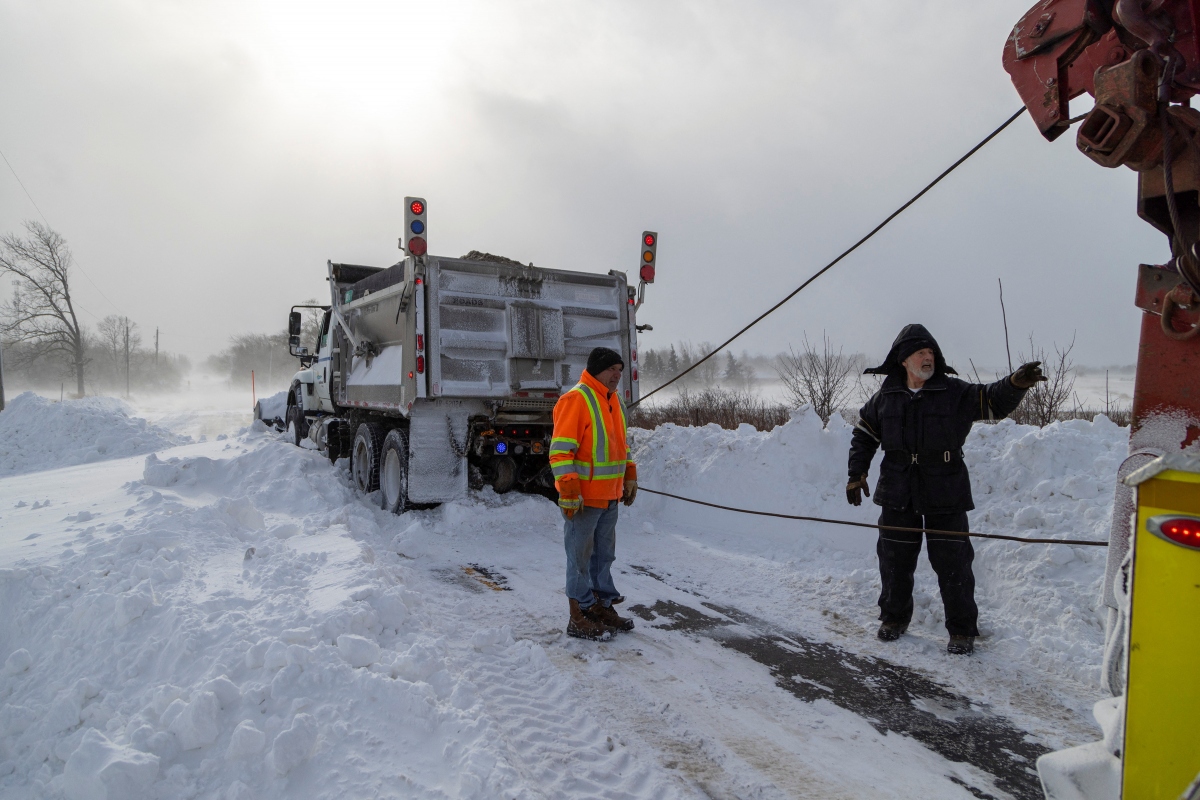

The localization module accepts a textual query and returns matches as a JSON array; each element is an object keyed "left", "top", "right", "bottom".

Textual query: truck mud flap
[{"left": 407, "top": 403, "right": 476, "bottom": 503}]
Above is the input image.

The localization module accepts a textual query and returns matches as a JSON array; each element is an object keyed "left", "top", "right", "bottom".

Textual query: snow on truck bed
[{"left": 0, "top": 397, "right": 1125, "bottom": 799}]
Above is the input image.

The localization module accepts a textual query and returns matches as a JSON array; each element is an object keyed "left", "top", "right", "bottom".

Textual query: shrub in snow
[
  {"left": 63, "top": 729, "right": 159, "bottom": 800},
  {"left": 270, "top": 713, "right": 318, "bottom": 776},
  {"left": 337, "top": 634, "right": 381, "bottom": 668},
  {"left": 167, "top": 691, "right": 221, "bottom": 750}
]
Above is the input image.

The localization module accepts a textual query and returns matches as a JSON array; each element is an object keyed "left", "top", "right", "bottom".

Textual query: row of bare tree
[
  {"left": 640, "top": 331, "right": 1120, "bottom": 429},
  {"left": 0, "top": 221, "right": 190, "bottom": 397}
]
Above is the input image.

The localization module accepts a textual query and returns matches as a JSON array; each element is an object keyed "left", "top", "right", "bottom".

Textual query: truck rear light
[
  {"left": 416, "top": 355, "right": 425, "bottom": 373},
  {"left": 543, "top": 392, "right": 557, "bottom": 398},
  {"left": 631, "top": 349, "right": 637, "bottom": 361},
  {"left": 1148, "top": 515, "right": 1200, "bottom": 550},
  {"left": 514, "top": 391, "right": 529, "bottom": 397},
  {"left": 407, "top": 236, "right": 427, "bottom": 256},
  {"left": 625, "top": 389, "right": 631, "bottom": 400},
  {"left": 408, "top": 371, "right": 414, "bottom": 378},
  {"left": 632, "top": 367, "right": 638, "bottom": 381},
  {"left": 416, "top": 334, "right": 424, "bottom": 350}
]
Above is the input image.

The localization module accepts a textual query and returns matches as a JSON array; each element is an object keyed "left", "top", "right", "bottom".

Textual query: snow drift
[
  {"left": 0, "top": 398, "right": 1129, "bottom": 798},
  {"left": 0, "top": 393, "right": 187, "bottom": 478},
  {"left": 629, "top": 408, "right": 1127, "bottom": 684}
]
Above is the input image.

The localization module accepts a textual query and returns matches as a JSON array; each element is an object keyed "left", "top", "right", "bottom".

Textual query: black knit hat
[{"left": 586, "top": 347, "right": 624, "bottom": 376}]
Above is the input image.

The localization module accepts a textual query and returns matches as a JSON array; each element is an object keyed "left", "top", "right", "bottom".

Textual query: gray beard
[{"left": 911, "top": 366, "right": 934, "bottom": 382}]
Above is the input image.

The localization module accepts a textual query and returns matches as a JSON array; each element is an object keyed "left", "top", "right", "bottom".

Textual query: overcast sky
[{"left": 0, "top": 0, "right": 1169, "bottom": 371}]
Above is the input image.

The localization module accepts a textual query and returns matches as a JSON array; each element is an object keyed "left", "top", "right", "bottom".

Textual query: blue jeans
[{"left": 563, "top": 501, "right": 620, "bottom": 609}]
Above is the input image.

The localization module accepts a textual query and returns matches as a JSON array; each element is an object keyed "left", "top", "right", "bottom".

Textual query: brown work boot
[
  {"left": 947, "top": 635, "right": 975, "bottom": 655},
  {"left": 877, "top": 622, "right": 908, "bottom": 642},
  {"left": 588, "top": 602, "right": 635, "bottom": 632},
  {"left": 567, "top": 599, "right": 612, "bottom": 641}
]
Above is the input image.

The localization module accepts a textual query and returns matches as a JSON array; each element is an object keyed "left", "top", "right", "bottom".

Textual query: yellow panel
[{"left": 1122, "top": 476, "right": 1200, "bottom": 798}]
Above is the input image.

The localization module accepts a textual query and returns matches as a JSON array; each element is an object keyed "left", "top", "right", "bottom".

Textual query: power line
[
  {"left": 640, "top": 487, "right": 1107, "bottom": 547},
  {"left": 633, "top": 106, "right": 1028, "bottom": 407},
  {"left": 0, "top": 143, "right": 129, "bottom": 319}
]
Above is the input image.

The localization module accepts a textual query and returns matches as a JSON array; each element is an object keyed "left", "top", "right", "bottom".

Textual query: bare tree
[
  {"left": 1010, "top": 334, "right": 1076, "bottom": 426},
  {"left": 776, "top": 331, "right": 858, "bottom": 423},
  {"left": 95, "top": 315, "right": 143, "bottom": 396},
  {"left": 0, "top": 222, "right": 89, "bottom": 396}
]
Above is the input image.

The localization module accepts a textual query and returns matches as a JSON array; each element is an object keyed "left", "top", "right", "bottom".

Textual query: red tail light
[
  {"left": 408, "top": 236, "right": 427, "bottom": 256},
  {"left": 632, "top": 367, "right": 638, "bottom": 381},
  {"left": 416, "top": 355, "right": 425, "bottom": 373},
  {"left": 416, "top": 334, "right": 424, "bottom": 350},
  {"left": 1149, "top": 515, "right": 1200, "bottom": 550}
]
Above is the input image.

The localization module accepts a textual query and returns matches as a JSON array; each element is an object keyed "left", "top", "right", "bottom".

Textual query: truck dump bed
[
  {"left": 334, "top": 255, "right": 638, "bottom": 414},
  {"left": 426, "top": 257, "right": 635, "bottom": 402}
]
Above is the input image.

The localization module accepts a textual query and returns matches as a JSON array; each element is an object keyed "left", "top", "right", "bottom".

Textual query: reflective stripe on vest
[{"left": 570, "top": 382, "right": 627, "bottom": 482}]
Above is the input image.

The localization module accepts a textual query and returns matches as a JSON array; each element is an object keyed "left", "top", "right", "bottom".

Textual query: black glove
[
  {"left": 1011, "top": 361, "right": 1047, "bottom": 389},
  {"left": 846, "top": 474, "right": 870, "bottom": 506}
]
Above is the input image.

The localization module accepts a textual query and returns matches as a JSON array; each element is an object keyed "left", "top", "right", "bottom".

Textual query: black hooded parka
[{"left": 848, "top": 324, "right": 1027, "bottom": 514}]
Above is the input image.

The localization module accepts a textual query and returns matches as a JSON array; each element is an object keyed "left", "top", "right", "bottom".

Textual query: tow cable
[
  {"left": 632, "top": 106, "right": 1028, "bottom": 408},
  {"left": 639, "top": 486, "right": 1108, "bottom": 547}
]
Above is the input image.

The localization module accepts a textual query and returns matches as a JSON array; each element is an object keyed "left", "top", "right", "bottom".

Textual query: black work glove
[
  {"left": 846, "top": 474, "right": 870, "bottom": 506},
  {"left": 1010, "top": 361, "right": 1048, "bottom": 389}
]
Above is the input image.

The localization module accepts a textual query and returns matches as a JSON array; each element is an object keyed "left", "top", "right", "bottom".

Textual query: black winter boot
[
  {"left": 947, "top": 635, "right": 975, "bottom": 655},
  {"left": 877, "top": 622, "right": 908, "bottom": 641}
]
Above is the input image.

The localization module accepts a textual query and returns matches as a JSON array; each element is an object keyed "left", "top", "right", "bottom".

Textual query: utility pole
[
  {"left": 155, "top": 327, "right": 159, "bottom": 367},
  {"left": 0, "top": 339, "right": 6, "bottom": 412},
  {"left": 124, "top": 319, "right": 131, "bottom": 399}
]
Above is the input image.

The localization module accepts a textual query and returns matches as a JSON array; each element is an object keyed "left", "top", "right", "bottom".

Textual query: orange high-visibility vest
[{"left": 550, "top": 369, "right": 637, "bottom": 507}]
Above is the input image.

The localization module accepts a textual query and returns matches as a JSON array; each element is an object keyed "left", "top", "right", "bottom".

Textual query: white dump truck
[{"left": 282, "top": 197, "right": 657, "bottom": 512}]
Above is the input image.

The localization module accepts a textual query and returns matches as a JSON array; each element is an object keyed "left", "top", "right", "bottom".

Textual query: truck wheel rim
[
  {"left": 382, "top": 450, "right": 401, "bottom": 508},
  {"left": 354, "top": 441, "right": 369, "bottom": 490}
]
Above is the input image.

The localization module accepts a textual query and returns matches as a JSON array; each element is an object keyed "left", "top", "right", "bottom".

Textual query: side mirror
[
  {"left": 288, "top": 311, "right": 302, "bottom": 337},
  {"left": 289, "top": 334, "right": 300, "bottom": 349}
]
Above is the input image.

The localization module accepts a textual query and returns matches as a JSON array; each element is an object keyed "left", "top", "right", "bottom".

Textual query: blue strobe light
[
  {"left": 410, "top": 220, "right": 425, "bottom": 234},
  {"left": 495, "top": 441, "right": 508, "bottom": 454}
]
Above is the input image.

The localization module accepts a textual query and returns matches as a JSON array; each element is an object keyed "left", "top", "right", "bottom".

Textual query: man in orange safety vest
[{"left": 550, "top": 347, "right": 639, "bottom": 640}]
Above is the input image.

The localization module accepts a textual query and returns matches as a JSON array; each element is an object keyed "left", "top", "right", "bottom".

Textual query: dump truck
[{"left": 281, "top": 197, "right": 657, "bottom": 513}]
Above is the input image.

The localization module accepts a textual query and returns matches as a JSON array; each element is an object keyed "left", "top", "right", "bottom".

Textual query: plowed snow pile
[
  {"left": 0, "top": 393, "right": 187, "bottom": 477},
  {"left": 628, "top": 410, "right": 1127, "bottom": 684},
  {"left": 0, "top": 402, "right": 1128, "bottom": 799}
]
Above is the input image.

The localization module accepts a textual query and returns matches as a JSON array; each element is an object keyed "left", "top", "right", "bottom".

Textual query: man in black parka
[{"left": 846, "top": 324, "right": 1045, "bottom": 654}]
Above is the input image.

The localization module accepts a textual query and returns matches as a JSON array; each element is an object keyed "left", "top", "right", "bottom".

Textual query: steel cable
[
  {"left": 632, "top": 106, "right": 1028, "bottom": 407},
  {"left": 640, "top": 486, "right": 1108, "bottom": 547}
]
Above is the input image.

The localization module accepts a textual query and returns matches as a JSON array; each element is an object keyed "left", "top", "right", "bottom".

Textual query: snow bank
[
  {"left": 629, "top": 408, "right": 1128, "bottom": 685},
  {"left": 253, "top": 390, "right": 289, "bottom": 427},
  {"left": 0, "top": 438, "right": 676, "bottom": 799},
  {"left": 0, "top": 393, "right": 187, "bottom": 477}
]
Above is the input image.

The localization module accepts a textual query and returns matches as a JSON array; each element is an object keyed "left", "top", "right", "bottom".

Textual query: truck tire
[
  {"left": 288, "top": 394, "right": 309, "bottom": 447},
  {"left": 379, "top": 428, "right": 411, "bottom": 514},
  {"left": 351, "top": 422, "right": 385, "bottom": 494}
]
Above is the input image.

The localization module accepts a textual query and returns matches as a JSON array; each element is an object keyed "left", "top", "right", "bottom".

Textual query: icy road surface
[{"left": 0, "top": 397, "right": 1123, "bottom": 799}]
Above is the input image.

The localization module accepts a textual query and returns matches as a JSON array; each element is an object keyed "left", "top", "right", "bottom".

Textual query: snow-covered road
[{"left": 0, "top": 393, "right": 1122, "bottom": 799}]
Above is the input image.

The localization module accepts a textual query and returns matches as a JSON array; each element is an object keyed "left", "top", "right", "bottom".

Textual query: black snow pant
[{"left": 876, "top": 507, "right": 979, "bottom": 637}]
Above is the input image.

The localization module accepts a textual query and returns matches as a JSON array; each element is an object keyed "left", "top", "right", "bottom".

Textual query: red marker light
[
  {"left": 408, "top": 371, "right": 414, "bottom": 378},
  {"left": 416, "top": 334, "right": 424, "bottom": 350},
  {"left": 1151, "top": 516, "right": 1200, "bottom": 550},
  {"left": 416, "top": 355, "right": 425, "bottom": 373},
  {"left": 632, "top": 367, "right": 638, "bottom": 381},
  {"left": 407, "top": 236, "right": 427, "bottom": 256},
  {"left": 644, "top": 233, "right": 655, "bottom": 247},
  {"left": 410, "top": 200, "right": 424, "bottom": 215}
]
